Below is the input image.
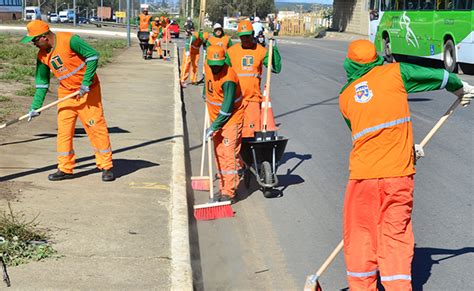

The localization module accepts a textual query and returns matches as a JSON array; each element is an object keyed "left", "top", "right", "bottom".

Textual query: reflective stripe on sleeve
[
  {"left": 347, "top": 269, "right": 378, "bottom": 278},
  {"left": 219, "top": 110, "right": 232, "bottom": 116},
  {"left": 237, "top": 73, "right": 262, "bottom": 78},
  {"left": 207, "top": 96, "right": 242, "bottom": 107},
  {"left": 440, "top": 70, "right": 449, "bottom": 89},
  {"left": 57, "top": 62, "right": 86, "bottom": 81},
  {"left": 352, "top": 117, "right": 411, "bottom": 141},
  {"left": 380, "top": 274, "right": 411, "bottom": 281},
  {"left": 219, "top": 170, "right": 239, "bottom": 175},
  {"left": 35, "top": 84, "right": 49, "bottom": 89},
  {"left": 85, "top": 56, "right": 99, "bottom": 62},
  {"left": 57, "top": 150, "right": 75, "bottom": 156}
]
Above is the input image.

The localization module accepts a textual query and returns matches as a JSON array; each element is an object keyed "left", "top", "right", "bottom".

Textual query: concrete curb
[{"left": 170, "top": 43, "right": 193, "bottom": 290}]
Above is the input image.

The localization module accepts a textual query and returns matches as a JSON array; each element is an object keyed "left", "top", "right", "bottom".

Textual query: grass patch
[
  {"left": 0, "top": 97, "right": 18, "bottom": 122},
  {"left": 0, "top": 95, "right": 11, "bottom": 102},
  {"left": 0, "top": 65, "right": 36, "bottom": 81},
  {"left": 15, "top": 85, "right": 35, "bottom": 97},
  {"left": 86, "top": 38, "right": 127, "bottom": 67},
  {"left": 0, "top": 203, "right": 56, "bottom": 267}
]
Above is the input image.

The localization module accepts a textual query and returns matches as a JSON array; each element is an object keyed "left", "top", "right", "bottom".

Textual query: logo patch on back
[
  {"left": 242, "top": 55, "right": 254, "bottom": 70},
  {"left": 354, "top": 81, "right": 373, "bottom": 103}
]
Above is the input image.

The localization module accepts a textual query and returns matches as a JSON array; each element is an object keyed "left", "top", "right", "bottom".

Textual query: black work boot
[
  {"left": 102, "top": 168, "right": 115, "bottom": 182},
  {"left": 48, "top": 170, "right": 73, "bottom": 181}
]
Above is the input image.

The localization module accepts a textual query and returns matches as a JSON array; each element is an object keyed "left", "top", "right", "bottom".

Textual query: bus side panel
[{"left": 434, "top": 10, "right": 472, "bottom": 62}]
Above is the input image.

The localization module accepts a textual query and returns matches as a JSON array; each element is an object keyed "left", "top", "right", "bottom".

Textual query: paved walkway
[{"left": 0, "top": 43, "right": 190, "bottom": 289}]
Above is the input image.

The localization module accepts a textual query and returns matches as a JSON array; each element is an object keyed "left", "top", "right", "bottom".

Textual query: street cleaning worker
[
  {"left": 207, "top": 23, "right": 233, "bottom": 50},
  {"left": 180, "top": 29, "right": 208, "bottom": 87},
  {"left": 204, "top": 45, "right": 245, "bottom": 203},
  {"left": 149, "top": 17, "right": 163, "bottom": 59},
  {"left": 22, "top": 20, "right": 115, "bottom": 182},
  {"left": 225, "top": 19, "right": 281, "bottom": 138},
  {"left": 339, "top": 40, "right": 473, "bottom": 291},
  {"left": 138, "top": 7, "right": 152, "bottom": 32}
]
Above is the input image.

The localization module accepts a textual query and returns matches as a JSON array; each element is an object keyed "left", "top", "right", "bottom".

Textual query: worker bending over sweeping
[
  {"left": 339, "top": 40, "right": 473, "bottom": 290},
  {"left": 204, "top": 45, "right": 245, "bottom": 203},
  {"left": 225, "top": 19, "right": 281, "bottom": 138},
  {"left": 22, "top": 20, "right": 115, "bottom": 182}
]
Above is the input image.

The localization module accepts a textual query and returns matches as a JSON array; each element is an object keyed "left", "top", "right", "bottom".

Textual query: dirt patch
[{"left": 0, "top": 181, "right": 34, "bottom": 201}]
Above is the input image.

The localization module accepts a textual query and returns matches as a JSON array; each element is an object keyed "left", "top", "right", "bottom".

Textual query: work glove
[
  {"left": 27, "top": 109, "right": 40, "bottom": 122},
  {"left": 205, "top": 127, "right": 215, "bottom": 140},
  {"left": 453, "top": 81, "right": 474, "bottom": 107},
  {"left": 79, "top": 84, "right": 90, "bottom": 98},
  {"left": 414, "top": 144, "right": 425, "bottom": 161},
  {"left": 185, "top": 51, "right": 190, "bottom": 57}
]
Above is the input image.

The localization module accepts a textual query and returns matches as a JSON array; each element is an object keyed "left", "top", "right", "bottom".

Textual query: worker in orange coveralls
[
  {"left": 138, "top": 7, "right": 152, "bottom": 32},
  {"left": 225, "top": 19, "right": 281, "bottom": 138},
  {"left": 339, "top": 40, "right": 473, "bottom": 291},
  {"left": 149, "top": 17, "right": 163, "bottom": 59},
  {"left": 204, "top": 45, "right": 245, "bottom": 203},
  {"left": 22, "top": 20, "right": 114, "bottom": 182},
  {"left": 180, "top": 29, "right": 208, "bottom": 87}
]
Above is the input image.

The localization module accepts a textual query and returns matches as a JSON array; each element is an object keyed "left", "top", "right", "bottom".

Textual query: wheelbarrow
[
  {"left": 137, "top": 31, "right": 150, "bottom": 59},
  {"left": 240, "top": 132, "right": 289, "bottom": 198}
]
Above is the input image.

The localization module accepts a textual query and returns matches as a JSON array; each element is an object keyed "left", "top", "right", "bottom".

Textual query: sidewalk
[{"left": 0, "top": 44, "right": 190, "bottom": 289}]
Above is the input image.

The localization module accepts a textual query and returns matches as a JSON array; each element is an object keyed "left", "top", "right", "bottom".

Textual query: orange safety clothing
[
  {"left": 339, "top": 62, "right": 414, "bottom": 179},
  {"left": 343, "top": 176, "right": 414, "bottom": 291},
  {"left": 207, "top": 34, "right": 232, "bottom": 50},
  {"left": 139, "top": 14, "right": 152, "bottom": 31},
  {"left": 37, "top": 32, "right": 112, "bottom": 173},
  {"left": 180, "top": 48, "right": 199, "bottom": 83},
  {"left": 242, "top": 101, "right": 261, "bottom": 138}
]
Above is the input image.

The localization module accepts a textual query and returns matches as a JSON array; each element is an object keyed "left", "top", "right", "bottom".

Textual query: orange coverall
[
  {"left": 204, "top": 63, "right": 244, "bottom": 197},
  {"left": 181, "top": 32, "right": 203, "bottom": 83},
  {"left": 138, "top": 13, "right": 152, "bottom": 32},
  {"left": 36, "top": 32, "right": 112, "bottom": 173},
  {"left": 149, "top": 21, "right": 163, "bottom": 57}
]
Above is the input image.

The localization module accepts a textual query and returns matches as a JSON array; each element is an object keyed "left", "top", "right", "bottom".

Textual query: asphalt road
[{"left": 181, "top": 37, "right": 474, "bottom": 290}]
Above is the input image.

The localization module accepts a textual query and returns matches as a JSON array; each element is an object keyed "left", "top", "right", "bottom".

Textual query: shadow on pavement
[
  {"left": 408, "top": 98, "right": 433, "bottom": 102},
  {"left": 275, "top": 96, "right": 338, "bottom": 119},
  {"left": 0, "top": 135, "right": 179, "bottom": 182},
  {"left": 73, "top": 158, "right": 159, "bottom": 179}
]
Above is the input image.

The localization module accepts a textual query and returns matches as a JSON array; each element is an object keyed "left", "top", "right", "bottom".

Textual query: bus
[
  {"left": 368, "top": 0, "right": 473, "bottom": 73},
  {"left": 0, "top": 0, "right": 22, "bottom": 21}
]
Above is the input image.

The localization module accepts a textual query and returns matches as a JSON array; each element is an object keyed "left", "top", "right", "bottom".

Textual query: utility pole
[
  {"left": 127, "top": 0, "right": 131, "bottom": 47},
  {"left": 190, "top": 0, "right": 194, "bottom": 18},
  {"left": 199, "top": 0, "right": 206, "bottom": 29},
  {"left": 100, "top": 0, "right": 103, "bottom": 21},
  {"left": 73, "top": 0, "right": 76, "bottom": 26}
]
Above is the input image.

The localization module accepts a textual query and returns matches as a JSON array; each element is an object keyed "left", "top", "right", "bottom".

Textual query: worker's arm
[
  {"left": 227, "top": 38, "right": 233, "bottom": 48},
  {"left": 263, "top": 44, "right": 281, "bottom": 73},
  {"left": 400, "top": 63, "right": 463, "bottom": 93},
  {"left": 209, "top": 81, "right": 237, "bottom": 131},
  {"left": 70, "top": 35, "right": 99, "bottom": 87},
  {"left": 30, "top": 60, "right": 51, "bottom": 110},
  {"left": 184, "top": 35, "right": 194, "bottom": 53},
  {"left": 224, "top": 52, "right": 232, "bottom": 67}
]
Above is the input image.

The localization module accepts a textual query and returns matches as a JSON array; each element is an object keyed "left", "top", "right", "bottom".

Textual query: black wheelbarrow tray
[{"left": 240, "top": 135, "right": 289, "bottom": 197}]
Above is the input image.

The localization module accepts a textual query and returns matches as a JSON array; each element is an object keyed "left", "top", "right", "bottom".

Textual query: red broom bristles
[
  {"left": 194, "top": 204, "right": 234, "bottom": 220},
  {"left": 191, "top": 177, "right": 210, "bottom": 191}
]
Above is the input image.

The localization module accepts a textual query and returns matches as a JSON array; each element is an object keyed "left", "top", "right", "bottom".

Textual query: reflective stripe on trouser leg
[
  {"left": 77, "top": 85, "right": 113, "bottom": 170},
  {"left": 378, "top": 176, "right": 414, "bottom": 291},
  {"left": 213, "top": 122, "right": 243, "bottom": 197},
  {"left": 190, "top": 52, "right": 200, "bottom": 83},
  {"left": 343, "top": 179, "right": 380, "bottom": 291},
  {"left": 57, "top": 107, "right": 79, "bottom": 174},
  {"left": 180, "top": 48, "right": 191, "bottom": 82},
  {"left": 242, "top": 101, "right": 261, "bottom": 138}
]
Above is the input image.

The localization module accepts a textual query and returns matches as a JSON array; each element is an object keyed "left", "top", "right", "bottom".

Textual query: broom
[
  {"left": 164, "top": 24, "right": 171, "bottom": 62},
  {"left": 193, "top": 126, "right": 233, "bottom": 220},
  {"left": 0, "top": 91, "right": 80, "bottom": 129},
  {"left": 304, "top": 240, "right": 344, "bottom": 291},
  {"left": 191, "top": 106, "right": 210, "bottom": 191}
]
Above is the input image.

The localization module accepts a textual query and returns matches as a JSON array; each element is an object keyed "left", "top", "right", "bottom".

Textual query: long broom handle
[
  {"left": 207, "top": 113, "right": 213, "bottom": 200},
  {"left": 315, "top": 240, "right": 344, "bottom": 278},
  {"left": 262, "top": 39, "right": 274, "bottom": 133},
  {"left": 199, "top": 105, "right": 209, "bottom": 176},
  {"left": 419, "top": 97, "right": 461, "bottom": 148},
  {"left": 0, "top": 91, "right": 80, "bottom": 129}
]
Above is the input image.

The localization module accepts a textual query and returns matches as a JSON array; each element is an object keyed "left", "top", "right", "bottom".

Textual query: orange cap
[
  {"left": 21, "top": 20, "right": 50, "bottom": 43},
  {"left": 347, "top": 40, "right": 378, "bottom": 64},
  {"left": 207, "top": 45, "right": 226, "bottom": 66},
  {"left": 237, "top": 20, "right": 253, "bottom": 37}
]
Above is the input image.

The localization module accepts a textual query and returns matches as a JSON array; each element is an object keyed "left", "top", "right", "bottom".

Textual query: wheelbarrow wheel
[{"left": 260, "top": 161, "right": 273, "bottom": 198}]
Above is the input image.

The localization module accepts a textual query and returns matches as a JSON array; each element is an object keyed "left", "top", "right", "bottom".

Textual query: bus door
[{"left": 369, "top": 0, "right": 383, "bottom": 42}]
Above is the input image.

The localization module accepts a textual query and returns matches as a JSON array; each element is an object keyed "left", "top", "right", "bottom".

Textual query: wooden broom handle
[
  {"left": 262, "top": 39, "right": 274, "bottom": 132},
  {"left": 419, "top": 98, "right": 461, "bottom": 148},
  {"left": 315, "top": 240, "right": 344, "bottom": 277},
  {"left": 199, "top": 105, "right": 208, "bottom": 176},
  {"left": 207, "top": 113, "right": 213, "bottom": 200}
]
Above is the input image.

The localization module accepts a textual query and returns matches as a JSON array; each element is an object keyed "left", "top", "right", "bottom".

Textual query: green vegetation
[
  {"left": 0, "top": 96, "right": 17, "bottom": 123},
  {"left": 0, "top": 204, "right": 56, "bottom": 267},
  {"left": 87, "top": 38, "right": 127, "bottom": 67},
  {"left": 16, "top": 85, "right": 36, "bottom": 97}
]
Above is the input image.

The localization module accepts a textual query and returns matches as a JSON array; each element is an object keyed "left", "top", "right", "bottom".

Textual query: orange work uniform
[
  {"left": 37, "top": 32, "right": 112, "bottom": 173},
  {"left": 149, "top": 22, "right": 163, "bottom": 57},
  {"left": 339, "top": 40, "right": 463, "bottom": 291},
  {"left": 138, "top": 14, "right": 152, "bottom": 32},
  {"left": 181, "top": 31, "right": 204, "bottom": 83},
  {"left": 226, "top": 43, "right": 267, "bottom": 137},
  {"left": 204, "top": 61, "right": 244, "bottom": 197},
  {"left": 207, "top": 34, "right": 232, "bottom": 50}
]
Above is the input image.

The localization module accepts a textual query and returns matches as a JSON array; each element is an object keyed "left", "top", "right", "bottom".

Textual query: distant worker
[
  {"left": 207, "top": 23, "right": 233, "bottom": 50},
  {"left": 184, "top": 16, "right": 194, "bottom": 34},
  {"left": 149, "top": 17, "right": 163, "bottom": 59},
  {"left": 225, "top": 19, "right": 281, "bottom": 138},
  {"left": 22, "top": 20, "right": 115, "bottom": 182},
  {"left": 204, "top": 45, "right": 245, "bottom": 203},
  {"left": 274, "top": 20, "right": 281, "bottom": 36},
  {"left": 138, "top": 7, "right": 152, "bottom": 32},
  {"left": 180, "top": 29, "right": 207, "bottom": 87},
  {"left": 252, "top": 16, "right": 264, "bottom": 38},
  {"left": 339, "top": 40, "right": 473, "bottom": 291}
]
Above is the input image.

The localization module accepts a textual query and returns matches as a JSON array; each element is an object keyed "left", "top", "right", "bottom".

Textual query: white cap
[
  {"left": 254, "top": 17, "right": 261, "bottom": 22},
  {"left": 213, "top": 23, "right": 222, "bottom": 29},
  {"left": 187, "top": 17, "right": 191, "bottom": 20}
]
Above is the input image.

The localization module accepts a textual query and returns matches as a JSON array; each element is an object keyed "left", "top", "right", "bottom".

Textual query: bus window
[
  {"left": 436, "top": 0, "right": 446, "bottom": 9},
  {"left": 454, "top": 0, "right": 470, "bottom": 9},
  {"left": 421, "top": 0, "right": 435, "bottom": 9},
  {"left": 406, "top": 0, "right": 420, "bottom": 9}
]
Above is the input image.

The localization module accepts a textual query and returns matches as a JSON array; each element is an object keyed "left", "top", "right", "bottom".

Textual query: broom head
[
  {"left": 191, "top": 176, "right": 210, "bottom": 191},
  {"left": 194, "top": 201, "right": 233, "bottom": 220},
  {"left": 304, "top": 274, "right": 322, "bottom": 291}
]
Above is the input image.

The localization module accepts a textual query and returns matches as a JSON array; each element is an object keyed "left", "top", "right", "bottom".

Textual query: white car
[{"left": 49, "top": 13, "right": 58, "bottom": 23}]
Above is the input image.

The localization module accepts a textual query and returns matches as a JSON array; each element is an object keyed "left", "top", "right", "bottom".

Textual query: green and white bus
[{"left": 368, "top": 0, "right": 473, "bottom": 73}]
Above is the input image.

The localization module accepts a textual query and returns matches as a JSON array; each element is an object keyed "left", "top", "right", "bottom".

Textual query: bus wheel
[
  {"left": 443, "top": 39, "right": 457, "bottom": 73},
  {"left": 383, "top": 36, "right": 394, "bottom": 63}
]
